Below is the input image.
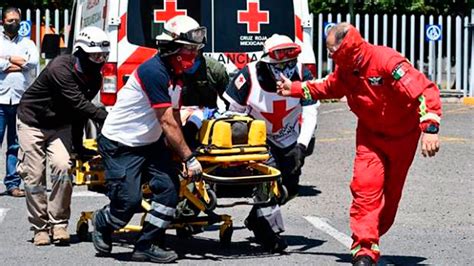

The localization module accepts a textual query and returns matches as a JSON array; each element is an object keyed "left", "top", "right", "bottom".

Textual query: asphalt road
[{"left": 0, "top": 102, "right": 472, "bottom": 265}]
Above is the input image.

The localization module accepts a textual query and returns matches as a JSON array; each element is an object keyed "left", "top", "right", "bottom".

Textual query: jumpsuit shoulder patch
[
  {"left": 234, "top": 73, "right": 247, "bottom": 90},
  {"left": 392, "top": 63, "right": 409, "bottom": 80}
]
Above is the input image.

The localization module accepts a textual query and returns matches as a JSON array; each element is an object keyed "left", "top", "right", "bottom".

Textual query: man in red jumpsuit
[{"left": 277, "top": 22, "right": 442, "bottom": 265}]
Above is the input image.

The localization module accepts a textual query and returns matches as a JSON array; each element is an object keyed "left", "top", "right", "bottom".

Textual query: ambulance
[{"left": 68, "top": 0, "right": 316, "bottom": 107}]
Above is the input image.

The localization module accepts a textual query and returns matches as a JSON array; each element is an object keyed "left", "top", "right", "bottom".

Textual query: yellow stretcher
[{"left": 73, "top": 116, "right": 283, "bottom": 245}]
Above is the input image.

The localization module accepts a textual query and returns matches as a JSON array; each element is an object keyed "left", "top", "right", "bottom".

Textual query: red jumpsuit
[{"left": 289, "top": 26, "right": 442, "bottom": 262}]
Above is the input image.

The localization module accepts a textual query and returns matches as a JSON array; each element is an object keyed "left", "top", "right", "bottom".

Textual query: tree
[{"left": 309, "top": 0, "right": 473, "bottom": 16}]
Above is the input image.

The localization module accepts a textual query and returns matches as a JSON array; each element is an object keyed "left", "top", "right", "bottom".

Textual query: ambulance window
[{"left": 127, "top": 0, "right": 204, "bottom": 49}]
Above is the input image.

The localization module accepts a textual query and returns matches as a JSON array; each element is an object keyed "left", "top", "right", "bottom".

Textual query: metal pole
[
  {"left": 349, "top": 0, "right": 355, "bottom": 25},
  {"left": 469, "top": 10, "right": 474, "bottom": 97}
]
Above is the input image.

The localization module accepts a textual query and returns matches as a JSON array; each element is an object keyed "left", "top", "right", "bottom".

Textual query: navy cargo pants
[{"left": 94, "top": 134, "right": 180, "bottom": 249}]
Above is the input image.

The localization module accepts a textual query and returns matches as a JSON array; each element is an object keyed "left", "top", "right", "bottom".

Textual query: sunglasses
[
  {"left": 265, "top": 44, "right": 301, "bottom": 61},
  {"left": 87, "top": 40, "right": 110, "bottom": 48},
  {"left": 164, "top": 26, "right": 207, "bottom": 45}
]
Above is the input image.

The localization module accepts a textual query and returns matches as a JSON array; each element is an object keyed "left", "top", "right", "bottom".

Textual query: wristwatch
[
  {"left": 424, "top": 124, "right": 439, "bottom": 134},
  {"left": 5, "top": 55, "right": 11, "bottom": 62}
]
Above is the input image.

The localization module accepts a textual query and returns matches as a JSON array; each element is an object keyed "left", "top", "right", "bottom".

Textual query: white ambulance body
[{"left": 69, "top": 0, "right": 316, "bottom": 107}]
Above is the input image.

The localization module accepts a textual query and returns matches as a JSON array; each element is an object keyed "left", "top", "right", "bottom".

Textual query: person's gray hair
[{"left": 327, "top": 22, "right": 351, "bottom": 45}]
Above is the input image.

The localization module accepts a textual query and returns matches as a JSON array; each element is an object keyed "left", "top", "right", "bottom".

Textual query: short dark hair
[{"left": 2, "top": 7, "right": 21, "bottom": 21}]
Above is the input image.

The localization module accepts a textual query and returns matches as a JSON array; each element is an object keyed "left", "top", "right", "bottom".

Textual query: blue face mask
[{"left": 184, "top": 57, "right": 202, "bottom": 74}]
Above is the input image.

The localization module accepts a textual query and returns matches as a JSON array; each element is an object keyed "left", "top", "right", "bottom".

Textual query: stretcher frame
[{"left": 73, "top": 137, "right": 282, "bottom": 245}]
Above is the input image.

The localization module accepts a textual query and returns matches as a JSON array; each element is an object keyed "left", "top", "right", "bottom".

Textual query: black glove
[
  {"left": 286, "top": 143, "right": 306, "bottom": 175},
  {"left": 93, "top": 106, "right": 108, "bottom": 124},
  {"left": 76, "top": 146, "right": 98, "bottom": 161}
]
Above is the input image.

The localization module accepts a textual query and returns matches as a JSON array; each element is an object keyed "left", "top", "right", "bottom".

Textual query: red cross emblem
[
  {"left": 154, "top": 0, "right": 187, "bottom": 23},
  {"left": 261, "top": 100, "right": 295, "bottom": 133},
  {"left": 237, "top": 0, "right": 269, "bottom": 34}
]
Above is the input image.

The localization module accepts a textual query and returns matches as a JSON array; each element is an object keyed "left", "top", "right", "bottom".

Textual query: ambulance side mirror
[{"left": 41, "top": 34, "right": 61, "bottom": 59}]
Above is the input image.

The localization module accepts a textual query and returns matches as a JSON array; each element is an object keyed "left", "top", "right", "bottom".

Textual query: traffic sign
[
  {"left": 18, "top": 20, "right": 32, "bottom": 38},
  {"left": 425, "top": 24, "right": 442, "bottom": 41},
  {"left": 324, "top": 22, "right": 336, "bottom": 38}
]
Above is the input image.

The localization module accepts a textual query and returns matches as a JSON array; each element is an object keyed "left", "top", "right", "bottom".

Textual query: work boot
[
  {"left": 7, "top": 188, "right": 25, "bottom": 197},
  {"left": 33, "top": 230, "right": 51, "bottom": 246},
  {"left": 245, "top": 214, "right": 288, "bottom": 253},
  {"left": 131, "top": 244, "right": 178, "bottom": 263},
  {"left": 352, "top": 255, "right": 375, "bottom": 266},
  {"left": 52, "top": 227, "right": 70, "bottom": 245},
  {"left": 91, "top": 210, "right": 112, "bottom": 254}
]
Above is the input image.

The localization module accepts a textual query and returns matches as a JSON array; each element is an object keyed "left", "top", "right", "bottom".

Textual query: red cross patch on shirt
[{"left": 234, "top": 73, "right": 246, "bottom": 90}]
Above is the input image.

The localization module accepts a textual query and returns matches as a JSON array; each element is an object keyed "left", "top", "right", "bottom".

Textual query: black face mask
[
  {"left": 4, "top": 22, "right": 20, "bottom": 36},
  {"left": 75, "top": 48, "right": 104, "bottom": 74}
]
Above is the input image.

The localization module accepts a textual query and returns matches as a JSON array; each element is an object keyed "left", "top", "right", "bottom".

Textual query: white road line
[
  {"left": 304, "top": 216, "right": 352, "bottom": 248},
  {"left": 320, "top": 108, "right": 347, "bottom": 114},
  {"left": 305, "top": 216, "right": 389, "bottom": 265},
  {"left": 0, "top": 208, "right": 9, "bottom": 224},
  {"left": 72, "top": 191, "right": 105, "bottom": 197}
]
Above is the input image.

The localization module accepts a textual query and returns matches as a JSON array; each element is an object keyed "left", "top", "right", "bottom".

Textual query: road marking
[
  {"left": 320, "top": 108, "right": 347, "bottom": 114},
  {"left": 305, "top": 216, "right": 390, "bottom": 265},
  {"left": 0, "top": 208, "right": 9, "bottom": 224},
  {"left": 72, "top": 191, "right": 105, "bottom": 198},
  {"left": 316, "top": 137, "right": 354, "bottom": 143},
  {"left": 304, "top": 216, "right": 352, "bottom": 248}
]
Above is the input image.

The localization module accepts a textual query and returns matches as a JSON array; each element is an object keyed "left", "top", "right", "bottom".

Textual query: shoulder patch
[
  {"left": 234, "top": 73, "right": 246, "bottom": 90},
  {"left": 392, "top": 63, "right": 409, "bottom": 80}
]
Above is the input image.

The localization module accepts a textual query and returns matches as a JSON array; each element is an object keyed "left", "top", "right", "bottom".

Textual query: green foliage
[{"left": 308, "top": 0, "right": 472, "bottom": 16}]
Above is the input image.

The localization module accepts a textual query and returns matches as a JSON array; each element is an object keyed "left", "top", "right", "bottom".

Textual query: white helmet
[
  {"left": 155, "top": 15, "right": 206, "bottom": 49},
  {"left": 73, "top": 26, "right": 110, "bottom": 54},
  {"left": 261, "top": 34, "right": 301, "bottom": 64}
]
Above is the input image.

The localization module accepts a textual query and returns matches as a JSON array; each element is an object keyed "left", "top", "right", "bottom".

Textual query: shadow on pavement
[
  {"left": 297, "top": 185, "right": 322, "bottom": 197},
  {"left": 90, "top": 229, "right": 326, "bottom": 262},
  {"left": 289, "top": 250, "right": 427, "bottom": 265}
]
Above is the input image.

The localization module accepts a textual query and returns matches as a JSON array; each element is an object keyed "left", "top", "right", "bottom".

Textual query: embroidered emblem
[{"left": 368, "top": 76, "right": 383, "bottom": 86}]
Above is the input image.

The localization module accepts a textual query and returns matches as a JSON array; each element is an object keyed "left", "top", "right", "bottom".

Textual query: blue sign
[
  {"left": 425, "top": 24, "right": 442, "bottom": 41},
  {"left": 18, "top": 20, "right": 32, "bottom": 38},
  {"left": 324, "top": 22, "right": 336, "bottom": 38}
]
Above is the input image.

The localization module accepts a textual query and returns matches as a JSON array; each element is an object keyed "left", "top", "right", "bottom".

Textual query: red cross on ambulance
[
  {"left": 261, "top": 100, "right": 296, "bottom": 133},
  {"left": 154, "top": 0, "right": 187, "bottom": 23},
  {"left": 237, "top": 0, "right": 270, "bottom": 34}
]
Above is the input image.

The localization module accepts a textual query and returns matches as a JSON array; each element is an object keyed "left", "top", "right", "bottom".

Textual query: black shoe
[
  {"left": 132, "top": 245, "right": 178, "bottom": 263},
  {"left": 245, "top": 211, "right": 288, "bottom": 253},
  {"left": 267, "top": 234, "right": 288, "bottom": 253},
  {"left": 352, "top": 255, "right": 375, "bottom": 266},
  {"left": 91, "top": 211, "right": 112, "bottom": 254}
]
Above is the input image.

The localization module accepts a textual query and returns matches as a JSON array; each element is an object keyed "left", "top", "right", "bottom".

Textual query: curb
[{"left": 462, "top": 97, "right": 474, "bottom": 105}]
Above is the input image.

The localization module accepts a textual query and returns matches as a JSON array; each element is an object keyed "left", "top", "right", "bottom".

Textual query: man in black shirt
[{"left": 17, "top": 26, "right": 108, "bottom": 246}]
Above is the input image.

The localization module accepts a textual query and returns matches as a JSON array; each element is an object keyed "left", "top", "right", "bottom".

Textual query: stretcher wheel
[
  {"left": 277, "top": 185, "right": 289, "bottom": 205},
  {"left": 219, "top": 223, "right": 233, "bottom": 246},
  {"left": 205, "top": 189, "right": 217, "bottom": 211},
  {"left": 176, "top": 225, "right": 203, "bottom": 239},
  {"left": 176, "top": 227, "right": 192, "bottom": 239},
  {"left": 77, "top": 221, "right": 89, "bottom": 241}
]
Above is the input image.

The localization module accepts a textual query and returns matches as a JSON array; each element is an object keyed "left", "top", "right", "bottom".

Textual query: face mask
[
  {"left": 184, "top": 56, "right": 202, "bottom": 74},
  {"left": 169, "top": 52, "right": 196, "bottom": 75},
  {"left": 268, "top": 60, "right": 297, "bottom": 81},
  {"left": 75, "top": 48, "right": 104, "bottom": 74},
  {"left": 88, "top": 52, "right": 109, "bottom": 64},
  {"left": 4, "top": 22, "right": 20, "bottom": 36}
]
